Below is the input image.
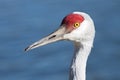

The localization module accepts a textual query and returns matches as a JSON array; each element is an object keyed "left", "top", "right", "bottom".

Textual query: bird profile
[{"left": 25, "top": 11, "right": 95, "bottom": 80}]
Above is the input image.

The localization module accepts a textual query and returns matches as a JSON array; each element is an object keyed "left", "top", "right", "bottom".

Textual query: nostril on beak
[{"left": 48, "top": 35, "right": 56, "bottom": 39}]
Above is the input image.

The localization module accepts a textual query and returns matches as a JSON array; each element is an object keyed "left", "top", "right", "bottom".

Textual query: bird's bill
[{"left": 25, "top": 26, "right": 66, "bottom": 51}]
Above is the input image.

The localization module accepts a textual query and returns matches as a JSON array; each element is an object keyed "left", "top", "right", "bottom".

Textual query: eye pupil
[{"left": 75, "top": 23, "right": 78, "bottom": 26}]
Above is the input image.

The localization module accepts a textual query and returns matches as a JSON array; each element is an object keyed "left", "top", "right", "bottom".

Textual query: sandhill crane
[{"left": 25, "top": 12, "right": 95, "bottom": 80}]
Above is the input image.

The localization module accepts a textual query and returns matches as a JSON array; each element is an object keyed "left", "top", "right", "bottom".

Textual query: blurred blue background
[{"left": 0, "top": 0, "right": 120, "bottom": 80}]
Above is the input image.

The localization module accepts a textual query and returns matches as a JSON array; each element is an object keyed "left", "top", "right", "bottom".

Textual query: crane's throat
[{"left": 69, "top": 42, "right": 93, "bottom": 80}]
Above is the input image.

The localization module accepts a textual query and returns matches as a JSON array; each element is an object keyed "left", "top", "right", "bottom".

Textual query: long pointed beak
[{"left": 25, "top": 26, "right": 66, "bottom": 51}]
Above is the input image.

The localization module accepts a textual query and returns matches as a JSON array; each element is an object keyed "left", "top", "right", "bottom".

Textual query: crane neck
[{"left": 69, "top": 40, "right": 93, "bottom": 80}]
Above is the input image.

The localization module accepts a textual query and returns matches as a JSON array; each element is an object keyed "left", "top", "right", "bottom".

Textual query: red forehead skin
[{"left": 61, "top": 14, "right": 84, "bottom": 32}]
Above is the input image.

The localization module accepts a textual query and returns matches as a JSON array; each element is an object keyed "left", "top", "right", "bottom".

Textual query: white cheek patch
[{"left": 63, "top": 32, "right": 81, "bottom": 42}]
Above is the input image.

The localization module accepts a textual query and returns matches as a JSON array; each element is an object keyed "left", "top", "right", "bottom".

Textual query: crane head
[{"left": 25, "top": 12, "right": 95, "bottom": 51}]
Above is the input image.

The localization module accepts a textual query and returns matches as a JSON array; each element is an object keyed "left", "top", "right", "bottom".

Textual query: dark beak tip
[{"left": 24, "top": 47, "right": 30, "bottom": 52}]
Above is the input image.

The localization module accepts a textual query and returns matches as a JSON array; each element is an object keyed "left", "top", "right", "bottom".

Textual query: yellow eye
[{"left": 74, "top": 22, "right": 80, "bottom": 28}]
